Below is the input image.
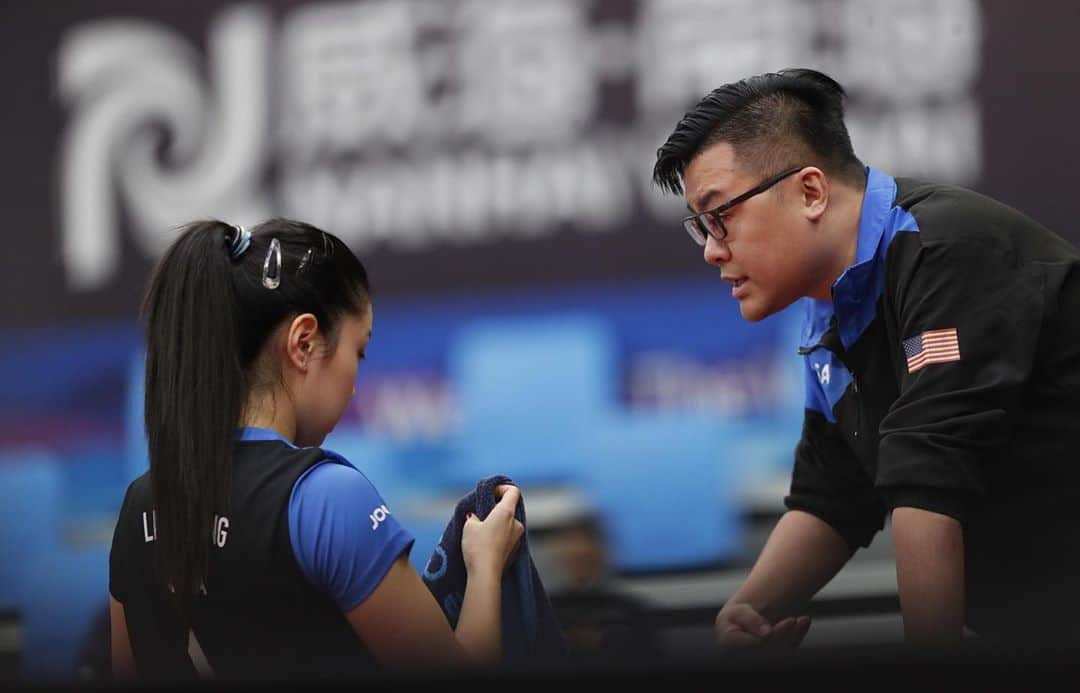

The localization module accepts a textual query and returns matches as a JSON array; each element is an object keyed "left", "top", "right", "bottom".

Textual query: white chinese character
[
  {"left": 635, "top": 0, "right": 816, "bottom": 116},
  {"left": 454, "top": 0, "right": 595, "bottom": 147},
  {"left": 279, "top": 0, "right": 424, "bottom": 158},
  {"left": 825, "top": 0, "right": 982, "bottom": 102}
]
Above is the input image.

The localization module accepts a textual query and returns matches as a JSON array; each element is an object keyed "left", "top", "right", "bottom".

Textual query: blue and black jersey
[
  {"left": 109, "top": 428, "right": 414, "bottom": 679},
  {"left": 785, "top": 166, "right": 1080, "bottom": 642}
]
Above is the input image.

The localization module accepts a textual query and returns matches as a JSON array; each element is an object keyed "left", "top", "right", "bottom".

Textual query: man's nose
[{"left": 703, "top": 233, "right": 730, "bottom": 266}]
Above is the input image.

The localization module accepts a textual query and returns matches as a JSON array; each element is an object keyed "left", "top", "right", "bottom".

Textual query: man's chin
[
  {"left": 738, "top": 301, "right": 770, "bottom": 322},
  {"left": 738, "top": 292, "right": 802, "bottom": 322}
]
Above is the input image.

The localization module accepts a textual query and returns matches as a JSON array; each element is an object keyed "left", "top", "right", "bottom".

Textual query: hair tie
[{"left": 226, "top": 224, "right": 251, "bottom": 260}]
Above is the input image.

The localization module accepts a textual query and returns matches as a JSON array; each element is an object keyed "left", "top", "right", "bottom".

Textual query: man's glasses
[{"left": 681, "top": 166, "right": 805, "bottom": 246}]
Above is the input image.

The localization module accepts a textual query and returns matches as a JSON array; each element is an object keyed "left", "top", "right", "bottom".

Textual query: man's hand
[
  {"left": 712, "top": 511, "right": 849, "bottom": 652},
  {"left": 715, "top": 601, "right": 811, "bottom": 650}
]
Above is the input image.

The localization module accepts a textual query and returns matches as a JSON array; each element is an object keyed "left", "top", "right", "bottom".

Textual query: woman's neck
[{"left": 241, "top": 389, "right": 297, "bottom": 443}]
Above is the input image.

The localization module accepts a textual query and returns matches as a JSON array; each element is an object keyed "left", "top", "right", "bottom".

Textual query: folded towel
[{"left": 421, "top": 475, "right": 566, "bottom": 664}]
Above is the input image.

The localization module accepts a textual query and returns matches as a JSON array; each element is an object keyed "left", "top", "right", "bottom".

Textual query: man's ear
[
  {"left": 285, "top": 313, "right": 320, "bottom": 372},
  {"left": 799, "top": 167, "right": 829, "bottom": 222}
]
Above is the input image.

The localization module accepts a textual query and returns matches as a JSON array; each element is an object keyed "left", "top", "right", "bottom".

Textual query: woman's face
[{"left": 293, "top": 307, "right": 372, "bottom": 447}]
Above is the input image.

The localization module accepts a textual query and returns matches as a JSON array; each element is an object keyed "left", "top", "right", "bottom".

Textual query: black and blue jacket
[{"left": 785, "top": 166, "right": 1080, "bottom": 642}]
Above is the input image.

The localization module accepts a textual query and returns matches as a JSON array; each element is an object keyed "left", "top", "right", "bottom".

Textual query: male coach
[{"left": 652, "top": 68, "right": 1080, "bottom": 650}]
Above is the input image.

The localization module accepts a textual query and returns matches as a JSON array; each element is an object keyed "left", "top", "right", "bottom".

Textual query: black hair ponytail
[
  {"left": 141, "top": 218, "right": 370, "bottom": 626},
  {"left": 142, "top": 221, "right": 246, "bottom": 624}
]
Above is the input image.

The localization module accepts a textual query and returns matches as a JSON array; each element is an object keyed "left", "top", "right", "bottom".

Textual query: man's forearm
[
  {"left": 727, "top": 510, "right": 853, "bottom": 621},
  {"left": 892, "top": 506, "right": 965, "bottom": 647}
]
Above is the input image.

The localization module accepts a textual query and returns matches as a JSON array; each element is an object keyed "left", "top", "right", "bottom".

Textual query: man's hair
[{"left": 652, "top": 68, "right": 865, "bottom": 196}]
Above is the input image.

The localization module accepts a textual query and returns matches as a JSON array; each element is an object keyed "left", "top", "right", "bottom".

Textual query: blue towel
[{"left": 421, "top": 475, "right": 566, "bottom": 664}]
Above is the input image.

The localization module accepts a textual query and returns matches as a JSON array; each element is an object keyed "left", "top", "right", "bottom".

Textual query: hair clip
[
  {"left": 321, "top": 230, "right": 332, "bottom": 258},
  {"left": 262, "top": 238, "right": 282, "bottom": 289},
  {"left": 227, "top": 224, "right": 251, "bottom": 260},
  {"left": 296, "top": 247, "right": 315, "bottom": 275}
]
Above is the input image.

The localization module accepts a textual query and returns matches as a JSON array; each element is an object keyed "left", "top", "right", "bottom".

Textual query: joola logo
[{"left": 370, "top": 504, "right": 391, "bottom": 530}]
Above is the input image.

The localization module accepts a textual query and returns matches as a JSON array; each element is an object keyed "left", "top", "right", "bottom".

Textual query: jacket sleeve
[{"left": 876, "top": 240, "right": 1044, "bottom": 523}]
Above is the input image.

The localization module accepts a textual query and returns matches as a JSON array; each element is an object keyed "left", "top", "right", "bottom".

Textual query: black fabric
[
  {"left": 788, "top": 409, "right": 885, "bottom": 551},
  {"left": 109, "top": 440, "right": 377, "bottom": 681},
  {"left": 109, "top": 481, "right": 199, "bottom": 680},
  {"left": 784, "top": 177, "right": 1080, "bottom": 645}
]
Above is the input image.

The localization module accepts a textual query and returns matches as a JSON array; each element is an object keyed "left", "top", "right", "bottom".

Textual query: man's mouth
[{"left": 723, "top": 275, "right": 749, "bottom": 299}]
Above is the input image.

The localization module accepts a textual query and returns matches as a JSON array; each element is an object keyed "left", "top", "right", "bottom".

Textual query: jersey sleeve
[
  {"left": 877, "top": 240, "right": 1044, "bottom": 522},
  {"left": 287, "top": 460, "right": 415, "bottom": 612}
]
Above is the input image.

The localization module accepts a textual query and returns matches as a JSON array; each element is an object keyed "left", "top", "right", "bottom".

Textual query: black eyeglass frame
[{"left": 681, "top": 166, "right": 805, "bottom": 246}]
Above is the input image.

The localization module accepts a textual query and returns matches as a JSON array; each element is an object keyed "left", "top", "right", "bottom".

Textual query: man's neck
[{"left": 810, "top": 182, "right": 865, "bottom": 302}]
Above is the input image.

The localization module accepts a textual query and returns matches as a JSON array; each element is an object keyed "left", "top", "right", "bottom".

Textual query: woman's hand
[{"left": 462, "top": 484, "right": 525, "bottom": 578}]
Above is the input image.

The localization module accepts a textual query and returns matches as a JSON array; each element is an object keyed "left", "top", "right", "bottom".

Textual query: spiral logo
[{"left": 56, "top": 4, "right": 272, "bottom": 290}]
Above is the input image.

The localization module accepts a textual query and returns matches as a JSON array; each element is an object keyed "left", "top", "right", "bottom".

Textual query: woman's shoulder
[{"left": 291, "top": 450, "right": 383, "bottom": 507}]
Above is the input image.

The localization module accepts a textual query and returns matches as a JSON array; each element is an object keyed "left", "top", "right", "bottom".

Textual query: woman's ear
[{"left": 285, "top": 313, "right": 320, "bottom": 372}]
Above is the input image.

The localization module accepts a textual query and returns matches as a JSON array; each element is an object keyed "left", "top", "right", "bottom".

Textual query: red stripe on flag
[{"left": 906, "top": 328, "right": 960, "bottom": 374}]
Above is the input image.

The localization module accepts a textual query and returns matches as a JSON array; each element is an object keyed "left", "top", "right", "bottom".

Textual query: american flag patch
[{"left": 902, "top": 328, "right": 961, "bottom": 374}]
